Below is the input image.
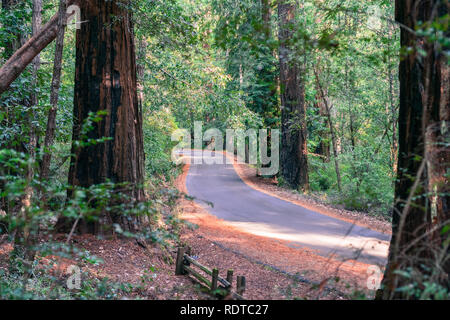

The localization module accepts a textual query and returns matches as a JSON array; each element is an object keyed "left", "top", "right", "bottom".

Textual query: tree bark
[
  {"left": 278, "top": 0, "right": 309, "bottom": 191},
  {"left": 379, "top": 0, "right": 449, "bottom": 300},
  {"left": 0, "top": 0, "right": 76, "bottom": 95},
  {"left": 58, "top": 0, "right": 145, "bottom": 235},
  {"left": 422, "top": 1, "right": 449, "bottom": 278}
]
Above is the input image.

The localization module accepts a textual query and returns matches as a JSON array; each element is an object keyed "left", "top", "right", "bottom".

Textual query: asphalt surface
[{"left": 181, "top": 150, "right": 390, "bottom": 266}]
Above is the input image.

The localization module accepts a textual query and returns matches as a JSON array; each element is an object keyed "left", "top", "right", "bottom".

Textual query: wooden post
[
  {"left": 211, "top": 268, "right": 219, "bottom": 292},
  {"left": 226, "top": 269, "right": 233, "bottom": 292},
  {"left": 175, "top": 247, "right": 185, "bottom": 275},
  {"left": 226, "top": 269, "right": 233, "bottom": 285},
  {"left": 237, "top": 276, "right": 246, "bottom": 295}
]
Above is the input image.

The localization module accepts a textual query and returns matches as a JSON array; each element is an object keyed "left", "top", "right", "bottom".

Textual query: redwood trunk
[
  {"left": 379, "top": 0, "right": 449, "bottom": 299},
  {"left": 278, "top": 0, "right": 309, "bottom": 191},
  {"left": 422, "top": 1, "right": 449, "bottom": 277},
  {"left": 62, "top": 0, "right": 145, "bottom": 234}
]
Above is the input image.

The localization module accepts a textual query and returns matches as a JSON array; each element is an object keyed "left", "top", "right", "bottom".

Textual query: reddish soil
[
  {"left": 0, "top": 155, "right": 385, "bottom": 300},
  {"left": 0, "top": 234, "right": 209, "bottom": 300}
]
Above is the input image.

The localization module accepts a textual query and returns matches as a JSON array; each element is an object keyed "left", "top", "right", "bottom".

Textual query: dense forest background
[
  {"left": 1, "top": 0, "right": 401, "bottom": 213},
  {"left": 0, "top": 0, "right": 448, "bottom": 300}
]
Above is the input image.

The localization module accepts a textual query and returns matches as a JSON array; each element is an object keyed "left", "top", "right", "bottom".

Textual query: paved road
[{"left": 181, "top": 150, "right": 390, "bottom": 266}]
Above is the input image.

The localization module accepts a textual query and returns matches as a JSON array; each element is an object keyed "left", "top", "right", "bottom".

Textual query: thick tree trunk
[
  {"left": 278, "top": 0, "right": 309, "bottom": 191},
  {"left": 422, "top": 2, "right": 449, "bottom": 277},
  {"left": 0, "top": 0, "right": 76, "bottom": 95},
  {"left": 59, "top": 0, "right": 145, "bottom": 235},
  {"left": 379, "top": 0, "right": 449, "bottom": 300}
]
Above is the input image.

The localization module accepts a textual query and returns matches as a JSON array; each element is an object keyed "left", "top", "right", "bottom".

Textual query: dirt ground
[
  {"left": 0, "top": 234, "right": 211, "bottom": 300},
  {"left": 0, "top": 227, "right": 351, "bottom": 300},
  {"left": 0, "top": 157, "right": 386, "bottom": 300}
]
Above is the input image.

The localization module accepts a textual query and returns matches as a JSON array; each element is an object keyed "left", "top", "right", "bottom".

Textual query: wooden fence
[{"left": 175, "top": 247, "right": 246, "bottom": 299}]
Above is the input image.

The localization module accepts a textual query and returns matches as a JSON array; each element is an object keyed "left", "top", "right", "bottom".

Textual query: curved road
[{"left": 181, "top": 150, "right": 390, "bottom": 266}]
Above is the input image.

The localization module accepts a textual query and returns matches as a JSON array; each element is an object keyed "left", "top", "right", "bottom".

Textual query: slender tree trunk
[
  {"left": 379, "top": 0, "right": 449, "bottom": 300},
  {"left": 0, "top": 0, "right": 21, "bottom": 214},
  {"left": 313, "top": 92, "right": 330, "bottom": 162},
  {"left": 40, "top": 0, "right": 67, "bottom": 182},
  {"left": 0, "top": 0, "right": 76, "bottom": 95},
  {"left": 7, "top": 0, "right": 42, "bottom": 275},
  {"left": 29, "top": 0, "right": 42, "bottom": 151},
  {"left": 314, "top": 67, "right": 342, "bottom": 192},
  {"left": 23, "top": 0, "right": 42, "bottom": 255},
  {"left": 137, "top": 38, "right": 146, "bottom": 111},
  {"left": 278, "top": 0, "right": 309, "bottom": 191},
  {"left": 387, "top": 53, "right": 399, "bottom": 177},
  {"left": 58, "top": 0, "right": 145, "bottom": 235},
  {"left": 345, "top": 63, "right": 361, "bottom": 192}
]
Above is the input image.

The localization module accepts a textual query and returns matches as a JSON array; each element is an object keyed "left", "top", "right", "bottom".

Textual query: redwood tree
[
  {"left": 379, "top": 0, "right": 449, "bottom": 299},
  {"left": 277, "top": 0, "right": 309, "bottom": 191},
  {"left": 59, "top": 0, "right": 145, "bottom": 234}
]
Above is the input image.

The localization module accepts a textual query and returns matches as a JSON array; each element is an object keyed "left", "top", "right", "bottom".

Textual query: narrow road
[{"left": 182, "top": 150, "right": 390, "bottom": 266}]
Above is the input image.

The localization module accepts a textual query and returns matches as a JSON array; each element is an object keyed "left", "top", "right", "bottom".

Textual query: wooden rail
[{"left": 175, "top": 247, "right": 246, "bottom": 299}]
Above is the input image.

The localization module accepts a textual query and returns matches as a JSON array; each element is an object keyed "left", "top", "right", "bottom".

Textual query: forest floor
[
  {"left": 0, "top": 233, "right": 211, "bottom": 300},
  {"left": 0, "top": 155, "right": 389, "bottom": 300}
]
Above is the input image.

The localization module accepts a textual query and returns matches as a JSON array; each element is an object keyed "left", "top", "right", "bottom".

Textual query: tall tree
[
  {"left": 278, "top": 0, "right": 309, "bottom": 191},
  {"left": 58, "top": 0, "right": 145, "bottom": 235},
  {"left": 379, "top": 0, "right": 449, "bottom": 299}
]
